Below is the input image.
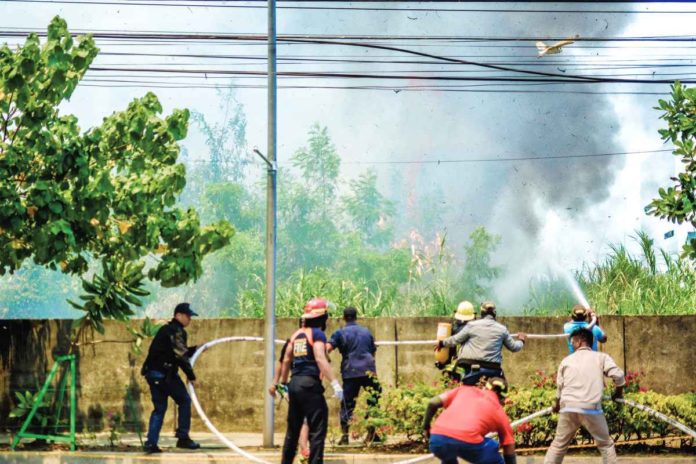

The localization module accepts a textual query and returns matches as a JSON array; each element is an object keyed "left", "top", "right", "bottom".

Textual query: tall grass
[
  {"left": 231, "top": 231, "right": 696, "bottom": 318},
  {"left": 526, "top": 231, "right": 696, "bottom": 316}
]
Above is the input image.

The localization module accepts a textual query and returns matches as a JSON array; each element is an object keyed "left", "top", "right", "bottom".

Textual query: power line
[
  {"left": 86, "top": 65, "right": 696, "bottom": 84},
  {"left": 342, "top": 149, "right": 674, "bottom": 165},
  {"left": 74, "top": 79, "right": 669, "bottom": 95},
  {"left": 4, "top": 0, "right": 696, "bottom": 14},
  {"left": 3, "top": 27, "right": 696, "bottom": 43}
]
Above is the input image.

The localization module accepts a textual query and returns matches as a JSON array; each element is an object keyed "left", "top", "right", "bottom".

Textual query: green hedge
[{"left": 352, "top": 373, "right": 696, "bottom": 448}]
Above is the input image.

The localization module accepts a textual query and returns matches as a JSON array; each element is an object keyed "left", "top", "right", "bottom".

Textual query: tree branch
[{"left": 71, "top": 339, "right": 133, "bottom": 347}]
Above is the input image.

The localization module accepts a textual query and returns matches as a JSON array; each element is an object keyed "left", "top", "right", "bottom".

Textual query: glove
[
  {"left": 611, "top": 388, "right": 623, "bottom": 401},
  {"left": 331, "top": 379, "right": 344, "bottom": 401}
]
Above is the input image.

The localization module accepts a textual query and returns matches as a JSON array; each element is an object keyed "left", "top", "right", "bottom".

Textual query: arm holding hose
[
  {"left": 603, "top": 353, "right": 626, "bottom": 400},
  {"left": 313, "top": 341, "right": 343, "bottom": 400},
  {"left": 422, "top": 395, "right": 444, "bottom": 438}
]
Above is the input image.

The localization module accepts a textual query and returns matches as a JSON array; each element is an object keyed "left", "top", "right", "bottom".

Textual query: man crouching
[{"left": 423, "top": 377, "right": 517, "bottom": 464}]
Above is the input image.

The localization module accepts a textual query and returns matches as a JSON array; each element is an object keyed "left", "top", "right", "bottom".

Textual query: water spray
[{"left": 558, "top": 267, "right": 597, "bottom": 330}]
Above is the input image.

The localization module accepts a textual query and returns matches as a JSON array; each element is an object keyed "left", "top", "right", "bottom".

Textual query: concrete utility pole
[{"left": 262, "top": 0, "right": 278, "bottom": 449}]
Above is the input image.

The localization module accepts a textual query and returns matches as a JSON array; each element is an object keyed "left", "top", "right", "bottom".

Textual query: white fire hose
[
  {"left": 187, "top": 330, "right": 694, "bottom": 464},
  {"left": 188, "top": 336, "right": 283, "bottom": 464}
]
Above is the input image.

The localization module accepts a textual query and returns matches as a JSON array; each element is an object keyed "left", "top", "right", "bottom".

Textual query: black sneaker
[
  {"left": 176, "top": 438, "right": 201, "bottom": 450},
  {"left": 337, "top": 434, "right": 349, "bottom": 446},
  {"left": 143, "top": 443, "right": 162, "bottom": 454}
]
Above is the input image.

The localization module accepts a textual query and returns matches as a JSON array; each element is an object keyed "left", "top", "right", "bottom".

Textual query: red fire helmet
[{"left": 302, "top": 298, "right": 331, "bottom": 319}]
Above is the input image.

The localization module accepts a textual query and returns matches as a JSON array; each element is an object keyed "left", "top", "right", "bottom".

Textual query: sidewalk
[{"left": 1, "top": 433, "right": 694, "bottom": 463}]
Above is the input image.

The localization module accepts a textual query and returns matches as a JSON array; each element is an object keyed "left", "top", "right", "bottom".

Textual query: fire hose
[{"left": 186, "top": 324, "right": 696, "bottom": 464}]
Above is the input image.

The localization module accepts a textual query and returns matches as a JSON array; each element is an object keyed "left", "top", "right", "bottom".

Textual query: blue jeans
[
  {"left": 461, "top": 367, "right": 505, "bottom": 386},
  {"left": 430, "top": 434, "right": 503, "bottom": 464},
  {"left": 145, "top": 370, "right": 192, "bottom": 446}
]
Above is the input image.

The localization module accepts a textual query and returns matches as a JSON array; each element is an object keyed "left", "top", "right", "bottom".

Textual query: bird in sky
[{"left": 536, "top": 35, "right": 579, "bottom": 58}]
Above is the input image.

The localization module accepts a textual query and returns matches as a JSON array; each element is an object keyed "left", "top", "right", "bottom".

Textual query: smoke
[{"left": 290, "top": 8, "right": 638, "bottom": 308}]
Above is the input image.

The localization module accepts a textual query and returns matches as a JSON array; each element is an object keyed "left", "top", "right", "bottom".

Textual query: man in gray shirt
[
  {"left": 436, "top": 301, "right": 527, "bottom": 385},
  {"left": 544, "top": 327, "right": 625, "bottom": 464}
]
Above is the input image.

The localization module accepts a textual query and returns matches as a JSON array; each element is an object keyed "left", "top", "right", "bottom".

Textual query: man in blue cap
[
  {"left": 141, "top": 302, "right": 201, "bottom": 453},
  {"left": 563, "top": 305, "right": 607, "bottom": 353}
]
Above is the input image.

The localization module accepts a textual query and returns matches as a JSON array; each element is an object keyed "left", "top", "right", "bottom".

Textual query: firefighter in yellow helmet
[
  {"left": 436, "top": 301, "right": 476, "bottom": 372},
  {"left": 436, "top": 301, "right": 527, "bottom": 385}
]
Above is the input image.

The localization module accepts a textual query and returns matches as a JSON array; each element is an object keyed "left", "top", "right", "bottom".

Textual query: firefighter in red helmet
[{"left": 277, "top": 298, "right": 343, "bottom": 464}]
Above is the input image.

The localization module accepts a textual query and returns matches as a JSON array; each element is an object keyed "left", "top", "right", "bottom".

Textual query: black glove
[
  {"left": 435, "top": 340, "right": 445, "bottom": 350},
  {"left": 503, "top": 454, "right": 517, "bottom": 464},
  {"left": 612, "top": 387, "right": 624, "bottom": 401}
]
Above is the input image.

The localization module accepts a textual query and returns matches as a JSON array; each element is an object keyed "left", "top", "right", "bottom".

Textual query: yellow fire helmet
[{"left": 454, "top": 300, "right": 475, "bottom": 322}]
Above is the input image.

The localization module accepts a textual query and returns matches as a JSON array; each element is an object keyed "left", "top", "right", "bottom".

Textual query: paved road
[{"left": 1, "top": 451, "right": 695, "bottom": 463}]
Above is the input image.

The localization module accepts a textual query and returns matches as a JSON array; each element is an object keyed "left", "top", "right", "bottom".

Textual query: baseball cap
[
  {"left": 174, "top": 302, "right": 199, "bottom": 317},
  {"left": 571, "top": 304, "right": 588, "bottom": 319},
  {"left": 480, "top": 301, "right": 496, "bottom": 312}
]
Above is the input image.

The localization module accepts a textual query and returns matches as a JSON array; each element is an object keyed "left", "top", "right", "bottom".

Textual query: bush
[{"left": 351, "top": 373, "right": 696, "bottom": 449}]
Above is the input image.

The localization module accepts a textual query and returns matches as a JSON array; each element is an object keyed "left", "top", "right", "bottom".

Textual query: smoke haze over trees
[{"left": 1, "top": 4, "right": 695, "bottom": 317}]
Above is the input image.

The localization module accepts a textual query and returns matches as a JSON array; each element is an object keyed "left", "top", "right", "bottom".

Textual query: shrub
[{"left": 351, "top": 375, "right": 696, "bottom": 449}]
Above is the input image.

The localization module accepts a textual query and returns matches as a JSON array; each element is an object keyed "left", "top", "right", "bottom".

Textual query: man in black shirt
[{"left": 141, "top": 303, "right": 201, "bottom": 453}]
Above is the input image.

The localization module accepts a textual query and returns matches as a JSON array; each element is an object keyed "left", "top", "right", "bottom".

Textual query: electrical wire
[
  {"left": 83, "top": 66, "right": 696, "bottom": 84},
  {"left": 75, "top": 82, "right": 670, "bottom": 95},
  {"left": 341, "top": 149, "right": 673, "bottom": 165},
  {"left": 174, "top": 148, "right": 674, "bottom": 165},
  {"left": 4, "top": 0, "right": 696, "bottom": 14}
]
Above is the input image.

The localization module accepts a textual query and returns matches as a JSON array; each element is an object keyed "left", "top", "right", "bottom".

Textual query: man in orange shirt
[{"left": 423, "top": 378, "right": 517, "bottom": 464}]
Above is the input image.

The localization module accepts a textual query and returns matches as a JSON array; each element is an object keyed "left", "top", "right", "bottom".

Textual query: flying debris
[{"left": 536, "top": 35, "right": 579, "bottom": 58}]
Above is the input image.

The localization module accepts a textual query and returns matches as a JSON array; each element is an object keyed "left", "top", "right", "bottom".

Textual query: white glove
[{"left": 331, "top": 379, "right": 344, "bottom": 401}]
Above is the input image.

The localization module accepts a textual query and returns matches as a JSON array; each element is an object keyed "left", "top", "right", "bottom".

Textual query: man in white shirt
[{"left": 544, "top": 327, "right": 625, "bottom": 464}]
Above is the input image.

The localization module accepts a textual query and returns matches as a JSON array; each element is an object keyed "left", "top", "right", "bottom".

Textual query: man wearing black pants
[
  {"left": 278, "top": 298, "right": 344, "bottom": 464},
  {"left": 141, "top": 303, "right": 201, "bottom": 453},
  {"left": 328, "top": 307, "right": 381, "bottom": 445}
]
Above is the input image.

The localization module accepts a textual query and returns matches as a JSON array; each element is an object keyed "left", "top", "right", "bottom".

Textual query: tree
[
  {"left": 278, "top": 125, "right": 342, "bottom": 274},
  {"left": 342, "top": 170, "right": 395, "bottom": 247},
  {"left": 190, "top": 88, "right": 251, "bottom": 183},
  {"left": 457, "top": 226, "right": 502, "bottom": 302},
  {"left": 291, "top": 123, "right": 340, "bottom": 216},
  {"left": 648, "top": 82, "right": 696, "bottom": 258},
  {"left": 0, "top": 17, "right": 234, "bottom": 333}
]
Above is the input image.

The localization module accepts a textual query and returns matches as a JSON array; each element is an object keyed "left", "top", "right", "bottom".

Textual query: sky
[{"left": 2, "top": 1, "right": 696, "bottom": 311}]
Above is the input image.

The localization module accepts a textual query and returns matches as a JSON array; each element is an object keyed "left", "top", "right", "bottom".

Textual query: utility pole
[{"left": 262, "top": 0, "right": 278, "bottom": 449}]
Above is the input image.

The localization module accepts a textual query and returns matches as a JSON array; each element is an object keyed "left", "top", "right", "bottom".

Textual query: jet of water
[{"left": 560, "top": 269, "right": 590, "bottom": 309}]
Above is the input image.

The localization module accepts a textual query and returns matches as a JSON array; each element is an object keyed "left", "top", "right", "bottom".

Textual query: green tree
[
  {"left": 291, "top": 123, "right": 340, "bottom": 217},
  {"left": 457, "top": 226, "right": 502, "bottom": 302},
  {"left": 0, "top": 17, "right": 234, "bottom": 332},
  {"left": 648, "top": 81, "right": 696, "bottom": 258},
  {"left": 342, "top": 170, "right": 395, "bottom": 247},
  {"left": 190, "top": 88, "right": 250, "bottom": 183},
  {"left": 278, "top": 171, "right": 341, "bottom": 274}
]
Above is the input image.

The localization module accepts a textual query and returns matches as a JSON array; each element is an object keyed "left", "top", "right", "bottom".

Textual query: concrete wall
[{"left": 1, "top": 316, "right": 694, "bottom": 434}]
